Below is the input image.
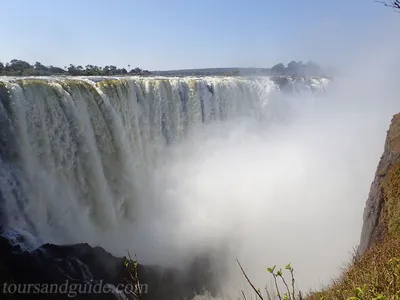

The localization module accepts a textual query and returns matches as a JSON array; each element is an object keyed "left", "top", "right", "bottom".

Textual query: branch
[
  {"left": 375, "top": 0, "right": 400, "bottom": 12},
  {"left": 236, "top": 259, "right": 264, "bottom": 300},
  {"left": 265, "top": 286, "right": 273, "bottom": 300},
  {"left": 126, "top": 250, "right": 142, "bottom": 300},
  {"left": 278, "top": 274, "right": 292, "bottom": 300},
  {"left": 272, "top": 273, "right": 283, "bottom": 300}
]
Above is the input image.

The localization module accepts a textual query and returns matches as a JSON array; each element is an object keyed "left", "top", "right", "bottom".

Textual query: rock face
[
  {"left": 358, "top": 113, "right": 400, "bottom": 254},
  {"left": 0, "top": 230, "right": 220, "bottom": 300}
]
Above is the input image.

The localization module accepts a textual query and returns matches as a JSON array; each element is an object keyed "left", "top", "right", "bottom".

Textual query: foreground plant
[
  {"left": 237, "top": 259, "right": 302, "bottom": 300},
  {"left": 124, "top": 251, "right": 143, "bottom": 300}
]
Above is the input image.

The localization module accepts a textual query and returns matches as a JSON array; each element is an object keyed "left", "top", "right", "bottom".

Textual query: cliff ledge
[{"left": 358, "top": 113, "right": 400, "bottom": 254}]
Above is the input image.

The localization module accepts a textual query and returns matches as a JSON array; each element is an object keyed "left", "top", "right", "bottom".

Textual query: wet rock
[{"left": 0, "top": 231, "right": 220, "bottom": 300}]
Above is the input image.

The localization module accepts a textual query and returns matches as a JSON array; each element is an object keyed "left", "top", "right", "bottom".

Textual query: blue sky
[{"left": 1, "top": 0, "right": 399, "bottom": 70}]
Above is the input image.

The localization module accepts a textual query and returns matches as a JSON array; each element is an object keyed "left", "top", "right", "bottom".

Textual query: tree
[
  {"left": 92, "top": 66, "right": 101, "bottom": 75},
  {"left": 304, "top": 61, "right": 321, "bottom": 76},
  {"left": 271, "top": 63, "right": 285, "bottom": 75},
  {"left": 9, "top": 59, "right": 32, "bottom": 73},
  {"left": 287, "top": 60, "right": 299, "bottom": 70},
  {"left": 68, "top": 64, "right": 78, "bottom": 75},
  {"left": 85, "top": 65, "right": 96, "bottom": 75},
  {"left": 0, "top": 59, "right": 151, "bottom": 76},
  {"left": 376, "top": 0, "right": 400, "bottom": 11},
  {"left": 102, "top": 66, "right": 110, "bottom": 75},
  {"left": 286, "top": 61, "right": 301, "bottom": 76},
  {"left": 34, "top": 62, "right": 48, "bottom": 71},
  {"left": 48, "top": 66, "right": 65, "bottom": 74}
]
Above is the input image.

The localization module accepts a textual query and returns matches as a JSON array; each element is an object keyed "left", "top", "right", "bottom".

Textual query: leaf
[
  {"left": 355, "top": 287, "right": 363, "bottom": 297},
  {"left": 373, "top": 295, "right": 388, "bottom": 300}
]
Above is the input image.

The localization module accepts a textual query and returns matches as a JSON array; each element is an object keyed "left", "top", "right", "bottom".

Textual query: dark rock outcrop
[
  {"left": 0, "top": 230, "right": 220, "bottom": 300},
  {"left": 358, "top": 113, "right": 400, "bottom": 254},
  {"left": 270, "top": 76, "right": 292, "bottom": 93}
]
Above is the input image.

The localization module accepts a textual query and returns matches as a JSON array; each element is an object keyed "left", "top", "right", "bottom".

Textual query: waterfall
[{"left": 0, "top": 76, "right": 328, "bottom": 254}]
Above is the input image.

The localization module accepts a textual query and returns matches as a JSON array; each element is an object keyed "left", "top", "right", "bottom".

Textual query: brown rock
[{"left": 358, "top": 113, "right": 400, "bottom": 254}]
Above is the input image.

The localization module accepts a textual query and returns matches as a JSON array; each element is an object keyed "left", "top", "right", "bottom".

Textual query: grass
[
  {"left": 236, "top": 237, "right": 400, "bottom": 300},
  {"left": 306, "top": 238, "right": 400, "bottom": 300},
  {"left": 383, "top": 161, "right": 400, "bottom": 239}
]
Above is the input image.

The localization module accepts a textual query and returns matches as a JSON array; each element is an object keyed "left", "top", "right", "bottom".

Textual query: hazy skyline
[{"left": 1, "top": 0, "right": 399, "bottom": 70}]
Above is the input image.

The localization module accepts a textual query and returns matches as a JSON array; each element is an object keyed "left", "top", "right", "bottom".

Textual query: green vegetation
[
  {"left": 239, "top": 244, "right": 400, "bottom": 300},
  {"left": 152, "top": 61, "right": 335, "bottom": 78},
  {"left": 124, "top": 251, "right": 143, "bottom": 300},
  {"left": 0, "top": 59, "right": 335, "bottom": 78},
  {"left": 0, "top": 59, "right": 151, "bottom": 76},
  {"left": 383, "top": 162, "right": 400, "bottom": 239},
  {"left": 270, "top": 61, "right": 335, "bottom": 77},
  {"left": 307, "top": 238, "right": 400, "bottom": 300},
  {"left": 237, "top": 259, "right": 303, "bottom": 300}
]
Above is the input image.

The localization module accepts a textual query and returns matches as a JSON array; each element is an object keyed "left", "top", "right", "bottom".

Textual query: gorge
[{"left": 0, "top": 74, "right": 398, "bottom": 299}]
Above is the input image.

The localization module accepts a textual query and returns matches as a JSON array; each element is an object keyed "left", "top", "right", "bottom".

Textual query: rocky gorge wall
[{"left": 358, "top": 113, "right": 400, "bottom": 254}]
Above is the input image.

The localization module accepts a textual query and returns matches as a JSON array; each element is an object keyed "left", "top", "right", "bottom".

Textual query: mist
[
  {"left": 3, "top": 2, "right": 400, "bottom": 299},
  {"left": 2, "top": 38, "right": 400, "bottom": 300},
  {"left": 118, "top": 48, "right": 400, "bottom": 297}
]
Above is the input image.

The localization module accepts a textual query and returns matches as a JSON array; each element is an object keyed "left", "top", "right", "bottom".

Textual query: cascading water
[
  {"left": 0, "top": 75, "right": 336, "bottom": 296},
  {"left": 0, "top": 75, "right": 327, "bottom": 247}
]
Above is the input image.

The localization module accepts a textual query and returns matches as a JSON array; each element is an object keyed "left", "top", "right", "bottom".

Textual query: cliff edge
[
  {"left": 307, "top": 114, "right": 400, "bottom": 299},
  {"left": 358, "top": 113, "right": 400, "bottom": 254}
]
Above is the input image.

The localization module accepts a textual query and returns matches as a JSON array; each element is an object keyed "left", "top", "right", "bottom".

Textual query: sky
[{"left": 1, "top": 0, "right": 399, "bottom": 71}]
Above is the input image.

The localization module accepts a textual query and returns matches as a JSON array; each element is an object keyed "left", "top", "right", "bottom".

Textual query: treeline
[
  {"left": 153, "top": 62, "right": 335, "bottom": 77},
  {"left": 0, "top": 59, "right": 151, "bottom": 76},
  {"left": 0, "top": 59, "right": 334, "bottom": 78},
  {"left": 152, "top": 68, "right": 241, "bottom": 76},
  {"left": 270, "top": 61, "right": 335, "bottom": 77}
]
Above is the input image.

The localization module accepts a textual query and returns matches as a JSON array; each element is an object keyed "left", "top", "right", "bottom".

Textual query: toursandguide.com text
[{"left": 1, "top": 280, "right": 148, "bottom": 298}]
